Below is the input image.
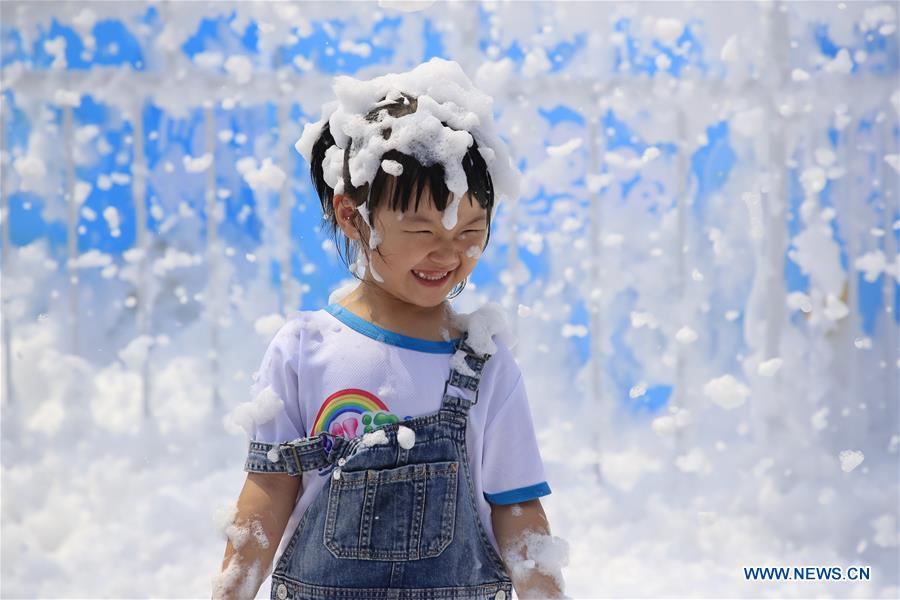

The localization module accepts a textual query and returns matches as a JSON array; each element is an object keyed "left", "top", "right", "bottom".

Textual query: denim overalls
[{"left": 244, "top": 331, "right": 514, "bottom": 600}]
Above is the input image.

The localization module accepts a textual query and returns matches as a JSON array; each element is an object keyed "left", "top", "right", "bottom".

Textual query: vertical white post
[
  {"left": 877, "top": 105, "right": 898, "bottom": 423},
  {"left": 746, "top": 0, "right": 792, "bottom": 450},
  {"left": 1, "top": 94, "right": 13, "bottom": 407},
  {"left": 131, "top": 97, "right": 152, "bottom": 420},
  {"left": 587, "top": 109, "right": 607, "bottom": 484},
  {"left": 277, "top": 101, "right": 294, "bottom": 313},
  {"left": 63, "top": 101, "right": 79, "bottom": 356},
  {"left": 839, "top": 106, "right": 860, "bottom": 434},
  {"left": 506, "top": 160, "right": 520, "bottom": 351},
  {"left": 204, "top": 104, "right": 221, "bottom": 410},
  {"left": 672, "top": 105, "right": 690, "bottom": 458},
  {"left": 764, "top": 0, "right": 790, "bottom": 364}
]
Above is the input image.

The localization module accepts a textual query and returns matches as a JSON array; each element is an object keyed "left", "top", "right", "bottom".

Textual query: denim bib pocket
[{"left": 323, "top": 460, "right": 459, "bottom": 561}]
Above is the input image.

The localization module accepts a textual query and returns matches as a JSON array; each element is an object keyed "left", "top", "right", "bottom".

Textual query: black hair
[{"left": 307, "top": 92, "right": 495, "bottom": 299}]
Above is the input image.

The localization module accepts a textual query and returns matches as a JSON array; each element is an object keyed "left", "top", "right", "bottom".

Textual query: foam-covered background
[{"left": 1, "top": 1, "right": 898, "bottom": 597}]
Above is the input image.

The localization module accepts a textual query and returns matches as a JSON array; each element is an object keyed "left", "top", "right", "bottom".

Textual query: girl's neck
[{"left": 337, "top": 281, "right": 461, "bottom": 342}]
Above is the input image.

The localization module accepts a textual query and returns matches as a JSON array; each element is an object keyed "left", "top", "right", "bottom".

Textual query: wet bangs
[{"left": 364, "top": 142, "right": 495, "bottom": 218}]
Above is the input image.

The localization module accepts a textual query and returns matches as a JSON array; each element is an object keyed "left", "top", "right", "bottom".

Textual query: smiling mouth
[{"left": 411, "top": 269, "right": 452, "bottom": 284}]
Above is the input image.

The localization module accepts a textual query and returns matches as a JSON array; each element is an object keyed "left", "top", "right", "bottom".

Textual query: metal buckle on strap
[
  {"left": 283, "top": 432, "right": 338, "bottom": 473},
  {"left": 442, "top": 378, "right": 479, "bottom": 406},
  {"left": 289, "top": 444, "right": 301, "bottom": 474}
]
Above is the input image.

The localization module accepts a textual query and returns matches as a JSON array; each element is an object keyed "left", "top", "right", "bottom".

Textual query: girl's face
[{"left": 336, "top": 186, "right": 488, "bottom": 308}]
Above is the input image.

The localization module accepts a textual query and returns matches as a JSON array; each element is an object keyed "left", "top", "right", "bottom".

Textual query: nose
[{"left": 428, "top": 240, "right": 459, "bottom": 267}]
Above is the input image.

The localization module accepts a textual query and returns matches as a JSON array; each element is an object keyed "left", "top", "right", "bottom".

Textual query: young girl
[{"left": 216, "top": 58, "right": 565, "bottom": 600}]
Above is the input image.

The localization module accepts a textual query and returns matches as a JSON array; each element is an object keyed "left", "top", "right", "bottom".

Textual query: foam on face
[{"left": 294, "top": 57, "right": 521, "bottom": 230}]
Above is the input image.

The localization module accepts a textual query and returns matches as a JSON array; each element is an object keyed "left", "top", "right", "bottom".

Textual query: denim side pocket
[{"left": 323, "top": 460, "right": 458, "bottom": 561}]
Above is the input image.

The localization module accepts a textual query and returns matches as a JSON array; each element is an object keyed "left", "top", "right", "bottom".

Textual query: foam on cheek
[
  {"left": 353, "top": 200, "right": 387, "bottom": 281},
  {"left": 350, "top": 242, "right": 368, "bottom": 279},
  {"left": 369, "top": 261, "right": 384, "bottom": 283},
  {"left": 355, "top": 204, "right": 376, "bottom": 248},
  {"left": 369, "top": 226, "right": 381, "bottom": 250}
]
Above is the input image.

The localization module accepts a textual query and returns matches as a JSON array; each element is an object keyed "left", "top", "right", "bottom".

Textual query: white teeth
[{"left": 413, "top": 270, "right": 448, "bottom": 280}]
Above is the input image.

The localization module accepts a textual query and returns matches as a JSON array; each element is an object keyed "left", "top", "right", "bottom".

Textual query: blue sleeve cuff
[{"left": 483, "top": 481, "right": 551, "bottom": 505}]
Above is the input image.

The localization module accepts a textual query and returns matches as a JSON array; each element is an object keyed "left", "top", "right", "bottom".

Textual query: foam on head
[{"left": 294, "top": 57, "right": 521, "bottom": 228}]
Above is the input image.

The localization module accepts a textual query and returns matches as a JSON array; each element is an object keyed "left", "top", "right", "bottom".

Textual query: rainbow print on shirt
[{"left": 311, "top": 388, "right": 401, "bottom": 440}]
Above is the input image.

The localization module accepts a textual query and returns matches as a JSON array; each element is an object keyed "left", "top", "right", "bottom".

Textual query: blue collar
[{"left": 323, "top": 303, "right": 463, "bottom": 354}]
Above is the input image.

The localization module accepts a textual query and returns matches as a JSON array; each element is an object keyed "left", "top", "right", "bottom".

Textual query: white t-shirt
[{"left": 246, "top": 302, "right": 550, "bottom": 570}]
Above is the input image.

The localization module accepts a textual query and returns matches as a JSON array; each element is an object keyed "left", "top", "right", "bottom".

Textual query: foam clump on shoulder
[
  {"left": 223, "top": 386, "right": 284, "bottom": 438},
  {"left": 272, "top": 311, "right": 327, "bottom": 346},
  {"left": 294, "top": 57, "right": 521, "bottom": 226},
  {"left": 449, "top": 302, "right": 515, "bottom": 375},
  {"left": 257, "top": 311, "right": 325, "bottom": 348},
  {"left": 328, "top": 280, "right": 361, "bottom": 305}
]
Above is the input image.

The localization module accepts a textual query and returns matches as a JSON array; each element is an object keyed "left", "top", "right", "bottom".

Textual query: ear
[
  {"left": 332, "top": 193, "right": 352, "bottom": 216},
  {"left": 333, "top": 194, "right": 360, "bottom": 240}
]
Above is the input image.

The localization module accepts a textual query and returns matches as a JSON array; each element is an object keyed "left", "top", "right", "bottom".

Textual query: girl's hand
[
  {"left": 490, "top": 498, "right": 568, "bottom": 599},
  {"left": 213, "top": 472, "right": 302, "bottom": 599}
]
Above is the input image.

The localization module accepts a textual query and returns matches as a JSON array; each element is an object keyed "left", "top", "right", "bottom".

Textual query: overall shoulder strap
[{"left": 440, "top": 330, "right": 493, "bottom": 415}]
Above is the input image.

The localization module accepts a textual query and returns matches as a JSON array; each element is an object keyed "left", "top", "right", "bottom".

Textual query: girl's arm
[
  {"left": 491, "top": 498, "right": 565, "bottom": 599},
  {"left": 214, "top": 472, "right": 302, "bottom": 599}
]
